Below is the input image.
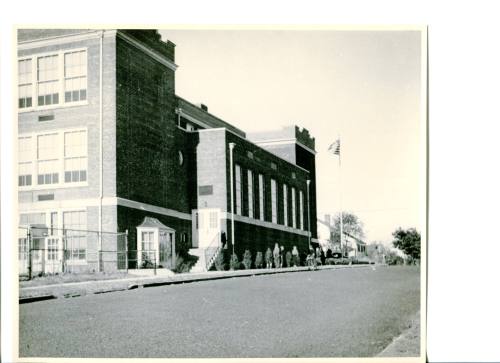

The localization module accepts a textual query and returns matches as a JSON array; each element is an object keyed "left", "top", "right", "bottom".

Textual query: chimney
[
  {"left": 325, "top": 214, "right": 331, "bottom": 226},
  {"left": 200, "top": 104, "right": 208, "bottom": 112}
]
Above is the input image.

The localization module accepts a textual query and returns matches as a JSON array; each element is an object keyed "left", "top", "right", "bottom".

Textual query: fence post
[
  {"left": 28, "top": 227, "right": 32, "bottom": 280},
  {"left": 154, "top": 250, "right": 157, "bottom": 276},
  {"left": 125, "top": 229, "right": 129, "bottom": 273}
]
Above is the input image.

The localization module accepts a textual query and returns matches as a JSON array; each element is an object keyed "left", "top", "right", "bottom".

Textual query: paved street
[{"left": 20, "top": 266, "right": 420, "bottom": 358}]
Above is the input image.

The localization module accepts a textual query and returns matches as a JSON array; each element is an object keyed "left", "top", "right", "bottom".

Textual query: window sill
[
  {"left": 19, "top": 181, "right": 89, "bottom": 192},
  {"left": 18, "top": 100, "right": 89, "bottom": 114}
]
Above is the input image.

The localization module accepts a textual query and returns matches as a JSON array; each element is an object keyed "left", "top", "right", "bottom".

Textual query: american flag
[{"left": 328, "top": 139, "right": 340, "bottom": 155}]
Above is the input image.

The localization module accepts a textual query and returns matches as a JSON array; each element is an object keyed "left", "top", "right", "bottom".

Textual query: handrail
[{"left": 204, "top": 233, "right": 220, "bottom": 270}]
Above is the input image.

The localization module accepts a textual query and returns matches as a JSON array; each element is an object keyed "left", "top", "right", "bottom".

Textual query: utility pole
[{"left": 229, "top": 142, "right": 236, "bottom": 256}]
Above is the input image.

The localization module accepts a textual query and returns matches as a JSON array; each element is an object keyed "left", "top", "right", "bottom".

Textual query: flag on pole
[{"left": 328, "top": 139, "right": 340, "bottom": 155}]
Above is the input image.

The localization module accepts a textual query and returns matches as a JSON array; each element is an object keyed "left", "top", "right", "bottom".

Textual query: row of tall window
[
  {"left": 18, "top": 210, "right": 87, "bottom": 262},
  {"left": 18, "top": 49, "right": 87, "bottom": 109},
  {"left": 234, "top": 164, "right": 306, "bottom": 230},
  {"left": 18, "top": 129, "right": 88, "bottom": 187}
]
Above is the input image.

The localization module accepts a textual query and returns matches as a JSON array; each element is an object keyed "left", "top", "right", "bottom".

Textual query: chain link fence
[{"left": 18, "top": 226, "right": 128, "bottom": 279}]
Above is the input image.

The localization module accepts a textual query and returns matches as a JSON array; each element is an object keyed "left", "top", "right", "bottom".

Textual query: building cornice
[
  {"left": 116, "top": 31, "right": 177, "bottom": 71},
  {"left": 17, "top": 30, "right": 112, "bottom": 51}
]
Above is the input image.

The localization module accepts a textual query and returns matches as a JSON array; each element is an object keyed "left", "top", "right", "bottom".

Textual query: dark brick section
[
  {"left": 296, "top": 144, "right": 318, "bottom": 239},
  {"left": 116, "top": 36, "right": 192, "bottom": 213},
  {"left": 120, "top": 30, "right": 175, "bottom": 62},
  {"left": 225, "top": 130, "right": 312, "bottom": 231},
  {"left": 224, "top": 130, "right": 314, "bottom": 248}
]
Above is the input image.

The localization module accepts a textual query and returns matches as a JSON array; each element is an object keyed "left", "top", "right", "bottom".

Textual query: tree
[
  {"left": 392, "top": 227, "right": 421, "bottom": 262},
  {"left": 331, "top": 211, "right": 365, "bottom": 244}
]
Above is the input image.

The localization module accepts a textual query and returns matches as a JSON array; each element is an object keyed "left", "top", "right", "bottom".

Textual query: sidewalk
[
  {"left": 377, "top": 311, "right": 421, "bottom": 357},
  {"left": 19, "top": 263, "right": 379, "bottom": 303}
]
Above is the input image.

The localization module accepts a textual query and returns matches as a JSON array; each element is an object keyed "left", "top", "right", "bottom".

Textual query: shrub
[
  {"left": 265, "top": 248, "right": 273, "bottom": 268},
  {"left": 214, "top": 251, "right": 225, "bottom": 271},
  {"left": 293, "top": 254, "right": 300, "bottom": 267},
  {"left": 242, "top": 249, "right": 252, "bottom": 269},
  {"left": 325, "top": 258, "right": 336, "bottom": 265},
  {"left": 285, "top": 251, "right": 292, "bottom": 267},
  {"left": 230, "top": 253, "right": 240, "bottom": 270},
  {"left": 173, "top": 253, "right": 199, "bottom": 273},
  {"left": 255, "top": 251, "right": 263, "bottom": 269}
]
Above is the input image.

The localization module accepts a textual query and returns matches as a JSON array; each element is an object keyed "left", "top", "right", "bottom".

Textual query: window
[
  {"left": 247, "top": 170, "right": 254, "bottom": 218},
  {"left": 141, "top": 231, "right": 155, "bottom": 263},
  {"left": 18, "top": 49, "right": 88, "bottom": 110},
  {"left": 47, "top": 238, "right": 58, "bottom": 260},
  {"left": 63, "top": 211, "right": 86, "bottom": 261},
  {"left": 258, "top": 174, "right": 265, "bottom": 221},
  {"left": 64, "top": 130, "right": 87, "bottom": 183},
  {"left": 292, "top": 187, "right": 297, "bottom": 228},
  {"left": 18, "top": 136, "right": 33, "bottom": 186},
  {"left": 283, "top": 184, "right": 288, "bottom": 226},
  {"left": 271, "top": 179, "right": 277, "bottom": 224},
  {"left": 64, "top": 50, "right": 87, "bottom": 102},
  {"left": 141, "top": 231, "right": 154, "bottom": 251},
  {"left": 18, "top": 238, "right": 28, "bottom": 260},
  {"left": 235, "top": 164, "right": 242, "bottom": 215},
  {"left": 37, "top": 55, "right": 59, "bottom": 106},
  {"left": 299, "top": 190, "right": 304, "bottom": 230},
  {"left": 18, "top": 59, "right": 32, "bottom": 108},
  {"left": 37, "top": 134, "right": 59, "bottom": 185}
]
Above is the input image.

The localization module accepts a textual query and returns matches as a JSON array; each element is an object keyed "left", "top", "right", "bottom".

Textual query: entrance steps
[{"left": 189, "top": 247, "right": 221, "bottom": 273}]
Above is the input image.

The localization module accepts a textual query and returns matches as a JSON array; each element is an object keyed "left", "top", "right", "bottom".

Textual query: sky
[{"left": 160, "top": 29, "right": 424, "bottom": 244}]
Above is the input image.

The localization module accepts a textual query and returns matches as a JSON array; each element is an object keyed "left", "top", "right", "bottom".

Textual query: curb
[{"left": 20, "top": 264, "right": 380, "bottom": 304}]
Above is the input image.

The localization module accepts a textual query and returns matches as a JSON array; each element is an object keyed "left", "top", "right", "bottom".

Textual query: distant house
[{"left": 343, "top": 231, "right": 367, "bottom": 259}]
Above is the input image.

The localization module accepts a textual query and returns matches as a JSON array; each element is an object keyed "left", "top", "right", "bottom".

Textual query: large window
[
  {"left": 18, "top": 129, "right": 87, "bottom": 188},
  {"left": 271, "top": 179, "right": 277, "bottom": 224},
  {"left": 283, "top": 184, "right": 288, "bottom": 226},
  {"left": 63, "top": 211, "right": 87, "bottom": 261},
  {"left": 299, "top": 190, "right": 304, "bottom": 230},
  {"left": 37, "top": 55, "right": 59, "bottom": 106},
  {"left": 258, "top": 174, "right": 265, "bottom": 221},
  {"left": 64, "top": 51, "right": 87, "bottom": 102},
  {"left": 291, "top": 187, "right": 297, "bottom": 229},
  {"left": 247, "top": 170, "right": 254, "bottom": 218},
  {"left": 18, "top": 59, "right": 32, "bottom": 108},
  {"left": 64, "top": 130, "right": 87, "bottom": 183},
  {"left": 37, "top": 133, "right": 59, "bottom": 185},
  {"left": 235, "top": 164, "right": 242, "bottom": 215},
  {"left": 18, "top": 136, "right": 32, "bottom": 186},
  {"left": 19, "top": 49, "right": 87, "bottom": 110}
]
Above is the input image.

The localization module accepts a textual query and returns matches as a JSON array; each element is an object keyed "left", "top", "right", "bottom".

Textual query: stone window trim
[{"left": 18, "top": 47, "right": 88, "bottom": 113}]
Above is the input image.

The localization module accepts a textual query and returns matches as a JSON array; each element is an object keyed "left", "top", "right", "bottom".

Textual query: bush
[
  {"left": 285, "top": 251, "right": 292, "bottom": 267},
  {"left": 242, "top": 249, "right": 252, "bottom": 269},
  {"left": 214, "top": 251, "right": 225, "bottom": 271},
  {"left": 293, "top": 254, "right": 300, "bottom": 267},
  {"left": 173, "top": 253, "right": 199, "bottom": 273},
  {"left": 255, "top": 251, "right": 263, "bottom": 269},
  {"left": 325, "top": 258, "right": 336, "bottom": 265},
  {"left": 230, "top": 253, "right": 240, "bottom": 270}
]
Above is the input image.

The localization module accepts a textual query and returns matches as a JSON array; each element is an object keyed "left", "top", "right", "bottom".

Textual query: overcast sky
[{"left": 160, "top": 29, "right": 424, "bottom": 244}]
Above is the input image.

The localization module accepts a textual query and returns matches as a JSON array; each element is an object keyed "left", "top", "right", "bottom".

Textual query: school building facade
[{"left": 16, "top": 29, "right": 318, "bottom": 274}]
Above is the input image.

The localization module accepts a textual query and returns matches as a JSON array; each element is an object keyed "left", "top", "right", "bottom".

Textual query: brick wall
[{"left": 116, "top": 35, "right": 193, "bottom": 213}]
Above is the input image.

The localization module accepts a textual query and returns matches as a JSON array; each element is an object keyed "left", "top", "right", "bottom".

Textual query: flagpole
[{"left": 338, "top": 136, "right": 344, "bottom": 257}]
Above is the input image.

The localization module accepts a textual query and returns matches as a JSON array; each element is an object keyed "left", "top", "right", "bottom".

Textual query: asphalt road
[{"left": 19, "top": 266, "right": 420, "bottom": 358}]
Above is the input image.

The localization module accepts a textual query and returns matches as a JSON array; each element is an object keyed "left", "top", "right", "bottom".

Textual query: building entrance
[{"left": 192, "top": 208, "right": 221, "bottom": 249}]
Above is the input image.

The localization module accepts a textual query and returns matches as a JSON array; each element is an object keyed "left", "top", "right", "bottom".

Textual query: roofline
[{"left": 176, "top": 96, "right": 246, "bottom": 137}]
